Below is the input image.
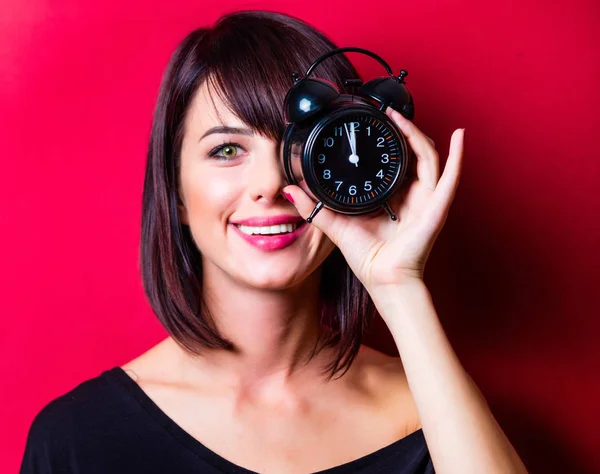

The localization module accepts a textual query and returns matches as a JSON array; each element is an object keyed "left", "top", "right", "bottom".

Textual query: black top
[{"left": 20, "top": 367, "right": 434, "bottom": 473}]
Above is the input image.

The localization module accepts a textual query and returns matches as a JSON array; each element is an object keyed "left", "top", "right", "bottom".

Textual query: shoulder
[
  {"left": 29, "top": 368, "right": 116, "bottom": 429},
  {"left": 348, "top": 345, "right": 422, "bottom": 433},
  {"left": 350, "top": 344, "right": 408, "bottom": 388},
  {"left": 21, "top": 368, "right": 118, "bottom": 471}
]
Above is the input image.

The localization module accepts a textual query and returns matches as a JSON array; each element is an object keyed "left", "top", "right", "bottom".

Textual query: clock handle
[
  {"left": 382, "top": 202, "right": 398, "bottom": 221},
  {"left": 306, "top": 201, "right": 324, "bottom": 223}
]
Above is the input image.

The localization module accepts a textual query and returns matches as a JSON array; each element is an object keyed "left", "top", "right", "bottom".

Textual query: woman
[{"left": 20, "top": 10, "right": 528, "bottom": 474}]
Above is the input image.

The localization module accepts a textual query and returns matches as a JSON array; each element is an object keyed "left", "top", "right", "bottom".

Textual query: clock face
[{"left": 310, "top": 112, "right": 404, "bottom": 207}]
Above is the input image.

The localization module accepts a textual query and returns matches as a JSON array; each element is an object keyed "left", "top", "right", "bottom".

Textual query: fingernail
[{"left": 283, "top": 191, "right": 294, "bottom": 204}]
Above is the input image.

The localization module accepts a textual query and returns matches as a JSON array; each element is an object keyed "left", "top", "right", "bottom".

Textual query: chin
[{"left": 233, "top": 263, "right": 310, "bottom": 291}]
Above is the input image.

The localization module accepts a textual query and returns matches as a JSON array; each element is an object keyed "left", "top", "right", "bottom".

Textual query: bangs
[{"left": 202, "top": 11, "right": 359, "bottom": 141}]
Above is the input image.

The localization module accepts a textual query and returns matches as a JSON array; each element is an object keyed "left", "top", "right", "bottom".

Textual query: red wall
[{"left": 1, "top": 0, "right": 598, "bottom": 472}]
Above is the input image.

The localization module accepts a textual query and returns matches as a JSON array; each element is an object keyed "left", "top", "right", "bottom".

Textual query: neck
[{"left": 173, "top": 262, "right": 333, "bottom": 395}]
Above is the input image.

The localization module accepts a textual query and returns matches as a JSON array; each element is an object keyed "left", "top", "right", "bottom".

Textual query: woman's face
[{"left": 177, "top": 82, "right": 335, "bottom": 290}]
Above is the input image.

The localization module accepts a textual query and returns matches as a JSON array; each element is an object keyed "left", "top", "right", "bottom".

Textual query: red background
[{"left": 1, "top": 0, "right": 599, "bottom": 472}]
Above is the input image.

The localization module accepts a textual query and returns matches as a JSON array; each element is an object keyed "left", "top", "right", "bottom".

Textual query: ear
[{"left": 178, "top": 200, "right": 189, "bottom": 225}]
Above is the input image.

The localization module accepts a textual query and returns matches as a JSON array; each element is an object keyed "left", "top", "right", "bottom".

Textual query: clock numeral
[
  {"left": 377, "top": 136, "right": 385, "bottom": 147},
  {"left": 335, "top": 180, "right": 343, "bottom": 191},
  {"left": 349, "top": 185, "right": 357, "bottom": 196},
  {"left": 348, "top": 121, "right": 360, "bottom": 133},
  {"left": 323, "top": 169, "right": 331, "bottom": 179},
  {"left": 376, "top": 169, "right": 384, "bottom": 179},
  {"left": 364, "top": 181, "right": 372, "bottom": 191},
  {"left": 334, "top": 126, "right": 343, "bottom": 137},
  {"left": 318, "top": 154, "right": 326, "bottom": 164},
  {"left": 381, "top": 153, "right": 389, "bottom": 163},
  {"left": 324, "top": 137, "right": 335, "bottom": 147}
]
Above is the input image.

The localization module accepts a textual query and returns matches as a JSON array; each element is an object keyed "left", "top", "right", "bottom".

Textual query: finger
[
  {"left": 433, "top": 128, "right": 464, "bottom": 216},
  {"left": 282, "top": 185, "right": 348, "bottom": 247},
  {"left": 386, "top": 107, "right": 440, "bottom": 191}
]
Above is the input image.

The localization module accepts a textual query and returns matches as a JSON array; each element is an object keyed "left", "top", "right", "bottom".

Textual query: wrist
[
  {"left": 368, "top": 277, "right": 428, "bottom": 299},
  {"left": 368, "top": 278, "right": 431, "bottom": 322}
]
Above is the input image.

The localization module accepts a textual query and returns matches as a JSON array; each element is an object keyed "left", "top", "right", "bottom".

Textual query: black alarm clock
[{"left": 282, "top": 47, "right": 415, "bottom": 223}]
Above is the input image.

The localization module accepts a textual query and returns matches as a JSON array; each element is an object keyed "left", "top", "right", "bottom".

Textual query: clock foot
[
  {"left": 306, "top": 201, "right": 324, "bottom": 223},
  {"left": 382, "top": 203, "right": 397, "bottom": 221}
]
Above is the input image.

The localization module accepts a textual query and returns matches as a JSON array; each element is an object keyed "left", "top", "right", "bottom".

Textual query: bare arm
[{"left": 371, "top": 280, "right": 528, "bottom": 474}]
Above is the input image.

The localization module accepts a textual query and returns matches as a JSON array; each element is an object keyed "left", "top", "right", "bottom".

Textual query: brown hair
[{"left": 140, "top": 10, "right": 377, "bottom": 380}]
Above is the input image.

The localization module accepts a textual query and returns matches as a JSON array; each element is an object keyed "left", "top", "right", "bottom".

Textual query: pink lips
[{"left": 230, "top": 215, "right": 307, "bottom": 251}]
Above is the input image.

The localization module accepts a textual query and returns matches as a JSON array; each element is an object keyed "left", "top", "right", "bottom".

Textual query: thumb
[{"left": 282, "top": 184, "right": 346, "bottom": 247}]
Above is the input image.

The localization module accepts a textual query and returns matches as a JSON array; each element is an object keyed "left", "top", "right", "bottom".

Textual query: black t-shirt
[{"left": 20, "top": 367, "right": 434, "bottom": 473}]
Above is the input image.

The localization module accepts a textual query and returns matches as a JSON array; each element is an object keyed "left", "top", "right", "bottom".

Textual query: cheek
[{"left": 182, "top": 167, "right": 242, "bottom": 223}]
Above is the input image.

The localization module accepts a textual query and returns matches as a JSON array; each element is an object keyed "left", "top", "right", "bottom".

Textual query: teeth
[{"left": 237, "top": 223, "right": 296, "bottom": 235}]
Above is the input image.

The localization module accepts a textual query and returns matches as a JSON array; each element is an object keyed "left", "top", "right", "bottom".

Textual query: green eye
[
  {"left": 220, "top": 145, "right": 237, "bottom": 158},
  {"left": 209, "top": 142, "right": 243, "bottom": 160}
]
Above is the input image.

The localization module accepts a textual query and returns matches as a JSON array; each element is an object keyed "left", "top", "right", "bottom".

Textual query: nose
[{"left": 247, "top": 141, "right": 289, "bottom": 204}]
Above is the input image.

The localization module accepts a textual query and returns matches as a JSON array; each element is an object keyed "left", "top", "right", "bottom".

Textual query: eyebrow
[{"left": 199, "top": 126, "right": 254, "bottom": 142}]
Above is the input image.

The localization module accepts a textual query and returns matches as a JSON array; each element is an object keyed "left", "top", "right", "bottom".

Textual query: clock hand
[
  {"left": 351, "top": 122, "right": 359, "bottom": 167},
  {"left": 344, "top": 123, "right": 354, "bottom": 154},
  {"left": 345, "top": 122, "right": 358, "bottom": 155},
  {"left": 344, "top": 123, "right": 359, "bottom": 167}
]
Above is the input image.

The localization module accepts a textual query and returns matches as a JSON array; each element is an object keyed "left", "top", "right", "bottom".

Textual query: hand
[{"left": 283, "top": 108, "right": 464, "bottom": 291}]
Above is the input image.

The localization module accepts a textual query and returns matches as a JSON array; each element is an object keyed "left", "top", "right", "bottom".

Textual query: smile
[
  {"left": 235, "top": 222, "right": 303, "bottom": 235},
  {"left": 231, "top": 221, "right": 308, "bottom": 251}
]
